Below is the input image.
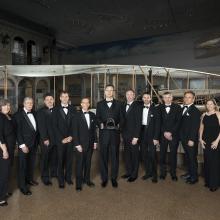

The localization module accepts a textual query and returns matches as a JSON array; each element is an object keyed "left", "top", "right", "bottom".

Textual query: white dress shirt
[
  {"left": 61, "top": 104, "right": 68, "bottom": 115},
  {"left": 142, "top": 104, "right": 150, "bottom": 125},
  {"left": 126, "top": 101, "right": 133, "bottom": 112},
  {"left": 165, "top": 104, "right": 171, "bottom": 114},
  {"left": 19, "top": 108, "right": 36, "bottom": 149},
  {"left": 82, "top": 110, "right": 90, "bottom": 128},
  {"left": 182, "top": 103, "right": 193, "bottom": 115},
  {"left": 106, "top": 99, "right": 113, "bottom": 108}
]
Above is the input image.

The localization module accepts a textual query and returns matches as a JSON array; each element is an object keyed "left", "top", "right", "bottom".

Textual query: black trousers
[
  {"left": 0, "top": 150, "right": 10, "bottom": 201},
  {"left": 204, "top": 146, "right": 220, "bottom": 189},
  {"left": 75, "top": 147, "right": 93, "bottom": 188},
  {"left": 182, "top": 141, "right": 198, "bottom": 180},
  {"left": 99, "top": 129, "right": 120, "bottom": 182},
  {"left": 159, "top": 135, "right": 179, "bottom": 176},
  {"left": 40, "top": 143, "right": 57, "bottom": 182},
  {"left": 18, "top": 146, "right": 37, "bottom": 191},
  {"left": 57, "top": 143, "right": 73, "bottom": 185},
  {"left": 123, "top": 137, "right": 139, "bottom": 178}
]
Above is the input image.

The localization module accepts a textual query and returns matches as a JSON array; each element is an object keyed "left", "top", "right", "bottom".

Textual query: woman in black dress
[
  {"left": 0, "top": 99, "right": 16, "bottom": 206},
  {"left": 199, "top": 99, "right": 220, "bottom": 192}
]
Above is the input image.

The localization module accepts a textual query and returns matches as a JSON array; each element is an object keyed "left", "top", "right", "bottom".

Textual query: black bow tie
[
  {"left": 183, "top": 105, "right": 189, "bottom": 109},
  {"left": 62, "top": 106, "right": 68, "bottom": 109},
  {"left": 27, "top": 112, "right": 32, "bottom": 114},
  {"left": 84, "top": 112, "right": 89, "bottom": 114},
  {"left": 165, "top": 105, "right": 171, "bottom": 108},
  {"left": 106, "top": 100, "right": 113, "bottom": 103},
  {"left": 144, "top": 106, "right": 149, "bottom": 109},
  {"left": 126, "top": 103, "right": 130, "bottom": 106}
]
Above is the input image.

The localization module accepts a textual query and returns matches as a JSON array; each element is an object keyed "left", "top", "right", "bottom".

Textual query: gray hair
[{"left": 23, "top": 97, "right": 33, "bottom": 104}]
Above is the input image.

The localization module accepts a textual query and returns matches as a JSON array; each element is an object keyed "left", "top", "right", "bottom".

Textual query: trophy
[{"left": 104, "top": 118, "right": 118, "bottom": 130}]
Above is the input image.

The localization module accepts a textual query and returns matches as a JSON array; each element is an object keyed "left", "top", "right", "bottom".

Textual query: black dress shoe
[
  {"left": 43, "top": 180, "right": 52, "bottom": 186},
  {"left": 27, "top": 180, "right": 39, "bottom": 186},
  {"left": 180, "top": 173, "right": 190, "bottom": 180},
  {"left": 101, "top": 181, "right": 108, "bottom": 188},
  {"left": 127, "top": 177, "right": 137, "bottom": 182},
  {"left": 159, "top": 175, "right": 166, "bottom": 180},
  {"left": 6, "top": 192, "right": 12, "bottom": 198},
  {"left": 142, "top": 175, "right": 152, "bottom": 180},
  {"left": 20, "top": 189, "right": 32, "bottom": 196},
  {"left": 204, "top": 183, "right": 209, "bottom": 188},
  {"left": 59, "top": 184, "right": 65, "bottom": 188},
  {"left": 210, "top": 188, "right": 218, "bottom": 192},
  {"left": 76, "top": 187, "right": 82, "bottom": 191},
  {"left": 171, "top": 176, "right": 178, "bottom": 181},
  {"left": 121, "top": 174, "right": 130, "bottom": 179},
  {"left": 0, "top": 200, "right": 8, "bottom": 206},
  {"left": 86, "top": 181, "right": 95, "bottom": 187},
  {"left": 152, "top": 177, "right": 158, "bottom": 183},
  {"left": 111, "top": 179, "right": 118, "bottom": 188},
  {"left": 186, "top": 179, "right": 198, "bottom": 184},
  {"left": 66, "top": 180, "right": 73, "bottom": 185}
]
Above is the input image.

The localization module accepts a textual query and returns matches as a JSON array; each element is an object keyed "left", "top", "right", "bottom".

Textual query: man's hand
[
  {"left": 44, "top": 140, "right": 50, "bottom": 146},
  {"left": 100, "top": 123, "right": 104, "bottom": 130},
  {"left": 131, "top": 138, "right": 138, "bottom": 145},
  {"left": 2, "top": 149, "right": 9, "bottom": 159},
  {"left": 153, "top": 139, "right": 159, "bottom": 146},
  {"left": 22, "top": 145, "right": 29, "bottom": 154},
  {"left": 188, "top": 140, "right": 194, "bottom": 147},
  {"left": 67, "top": 136, "right": 73, "bottom": 143},
  {"left": 76, "top": 145, "right": 83, "bottom": 152},
  {"left": 164, "top": 132, "right": 172, "bottom": 141},
  {"left": 93, "top": 143, "right": 98, "bottom": 150}
]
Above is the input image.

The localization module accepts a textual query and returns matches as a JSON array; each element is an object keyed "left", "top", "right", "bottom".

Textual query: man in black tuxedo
[
  {"left": 36, "top": 93, "right": 57, "bottom": 186},
  {"left": 121, "top": 89, "right": 142, "bottom": 182},
  {"left": 15, "top": 97, "right": 38, "bottom": 196},
  {"left": 159, "top": 92, "right": 182, "bottom": 181},
  {"left": 73, "top": 97, "right": 97, "bottom": 191},
  {"left": 52, "top": 91, "right": 76, "bottom": 188},
  {"left": 96, "top": 84, "right": 124, "bottom": 188},
  {"left": 140, "top": 93, "right": 160, "bottom": 183},
  {"left": 179, "top": 90, "right": 201, "bottom": 184}
]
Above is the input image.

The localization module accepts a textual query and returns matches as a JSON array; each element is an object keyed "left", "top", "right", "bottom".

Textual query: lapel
[
  {"left": 147, "top": 105, "right": 153, "bottom": 125},
  {"left": 81, "top": 111, "right": 89, "bottom": 129},
  {"left": 22, "top": 110, "right": 36, "bottom": 131},
  {"left": 125, "top": 101, "right": 134, "bottom": 116}
]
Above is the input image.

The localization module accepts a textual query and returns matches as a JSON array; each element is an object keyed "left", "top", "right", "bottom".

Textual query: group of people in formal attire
[{"left": 0, "top": 85, "right": 220, "bottom": 207}]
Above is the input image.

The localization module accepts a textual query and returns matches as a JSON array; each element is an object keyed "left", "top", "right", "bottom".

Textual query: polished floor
[{"left": 1, "top": 152, "right": 220, "bottom": 220}]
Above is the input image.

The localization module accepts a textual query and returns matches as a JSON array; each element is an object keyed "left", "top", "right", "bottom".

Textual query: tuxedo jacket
[
  {"left": 122, "top": 101, "right": 142, "bottom": 139},
  {"left": 73, "top": 111, "right": 98, "bottom": 149},
  {"left": 36, "top": 106, "right": 55, "bottom": 145},
  {"left": 179, "top": 104, "right": 201, "bottom": 143},
  {"left": 141, "top": 103, "right": 161, "bottom": 142},
  {"left": 15, "top": 109, "right": 38, "bottom": 148},
  {"left": 158, "top": 103, "right": 182, "bottom": 138},
  {"left": 96, "top": 99, "right": 124, "bottom": 129},
  {"left": 52, "top": 104, "right": 76, "bottom": 145}
]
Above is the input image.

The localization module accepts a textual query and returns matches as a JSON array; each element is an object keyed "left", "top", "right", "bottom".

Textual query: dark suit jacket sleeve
[
  {"left": 52, "top": 108, "right": 63, "bottom": 144},
  {"left": 0, "top": 114, "right": 5, "bottom": 144},
  {"left": 153, "top": 106, "right": 161, "bottom": 140},
  {"left": 72, "top": 114, "right": 80, "bottom": 146},
  {"left": 15, "top": 113, "right": 25, "bottom": 146},
  {"left": 170, "top": 105, "right": 182, "bottom": 135},
  {"left": 189, "top": 108, "right": 201, "bottom": 142},
  {"left": 119, "top": 102, "right": 125, "bottom": 130},
  {"left": 96, "top": 102, "right": 102, "bottom": 128},
  {"left": 93, "top": 113, "right": 98, "bottom": 143},
  {"left": 134, "top": 104, "right": 142, "bottom": 138},
  {"left": 36, "top": 110, "right": 48, "bottom": 142}
]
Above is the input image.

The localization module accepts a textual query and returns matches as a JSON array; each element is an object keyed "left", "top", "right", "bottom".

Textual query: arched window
[
  {"left": 12, "top": 37, "right": 26, "bottom": 64},
  {"left": 27, "top": 40, "right": 40, "bottom": 64}
]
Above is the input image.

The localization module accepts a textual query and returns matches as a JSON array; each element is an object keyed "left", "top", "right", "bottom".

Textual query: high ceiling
[{"left": 0, "top": 0, "right": 219, "bottom": 49}]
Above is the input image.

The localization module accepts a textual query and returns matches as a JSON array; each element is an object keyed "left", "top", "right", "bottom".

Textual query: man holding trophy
[{"left": 96, "top": 84, "right": 124, "bottom": 188}]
